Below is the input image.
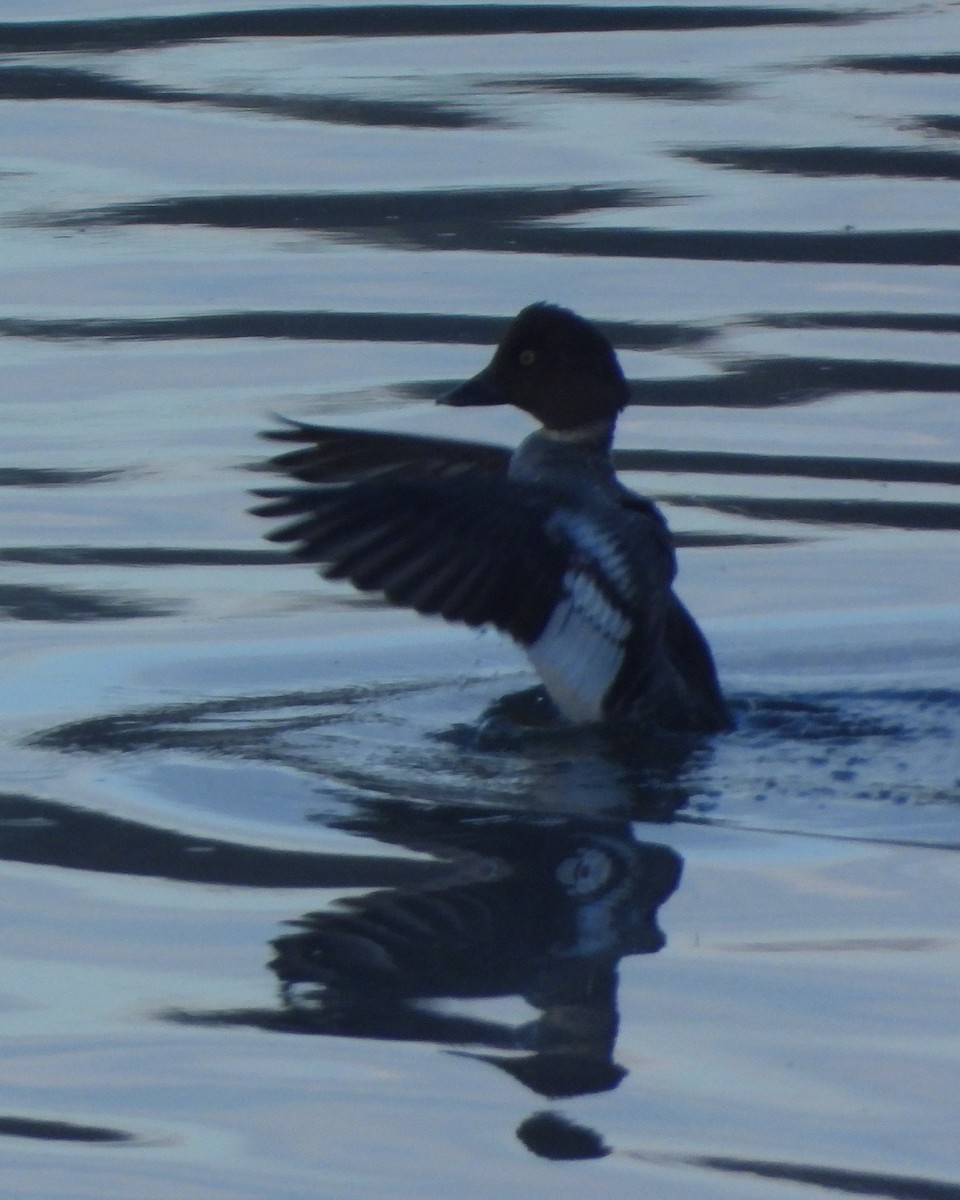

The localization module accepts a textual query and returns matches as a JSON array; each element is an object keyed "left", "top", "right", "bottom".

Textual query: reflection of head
[{"left": 517, "top": 1111, "right": 611, "bottom": 1161}]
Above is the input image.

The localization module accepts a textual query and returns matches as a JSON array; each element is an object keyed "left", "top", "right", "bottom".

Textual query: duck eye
[{"left": 518, "top": 349, "right": 536, "bottom": 366}]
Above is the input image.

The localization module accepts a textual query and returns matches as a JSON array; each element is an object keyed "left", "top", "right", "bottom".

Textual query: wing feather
[
  {"left": 258, "top": 418, "right": 510, "bottom": 484},
  {"left": 251, "top": 475, "right": 567, "bottom": 643}
]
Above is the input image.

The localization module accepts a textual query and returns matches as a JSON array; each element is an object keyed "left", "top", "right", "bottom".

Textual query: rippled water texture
[{"left": 1, "top": 3, "right": 959, "bottom": 1197}]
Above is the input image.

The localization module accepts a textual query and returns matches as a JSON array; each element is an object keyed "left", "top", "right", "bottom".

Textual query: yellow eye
[{"left": 519, "top": 349, "right": 536, "bottom": 366}]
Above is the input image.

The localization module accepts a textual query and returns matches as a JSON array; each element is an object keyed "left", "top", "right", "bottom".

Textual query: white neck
[{"left": 538, "top": 418, "right": 614, "bottom": 445}]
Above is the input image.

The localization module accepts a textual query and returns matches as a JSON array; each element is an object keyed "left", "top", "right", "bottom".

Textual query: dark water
[{"left": 2, "top": 2, "right": 959, "bottom": 1196}]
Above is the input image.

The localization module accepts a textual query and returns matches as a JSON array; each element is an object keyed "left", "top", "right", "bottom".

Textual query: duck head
[{"left": 439, "top": 303, "right": 629, "bottom": 432}]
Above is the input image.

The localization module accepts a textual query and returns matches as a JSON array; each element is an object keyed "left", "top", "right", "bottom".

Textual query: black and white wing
[
  {"left": 251, "top": 474, "right": 569, "bottom": 645},
  {"left": 521, "top": 502, "right": 678, "bottom": 723},
  {"left": 258, "top": 418, "right": 511, "bottom": 485}
]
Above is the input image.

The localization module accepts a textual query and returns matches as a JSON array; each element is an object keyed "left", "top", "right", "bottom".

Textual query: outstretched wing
[
  {"left": 258, "top": 418, "right": 511, "bottom": 485},
  {"left": 251, "top": 474, "right": 568, "bottom": 645}
]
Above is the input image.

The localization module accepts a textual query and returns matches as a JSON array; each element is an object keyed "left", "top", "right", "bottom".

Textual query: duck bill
[{"left": 437, "top": 369, "right": 507, "bottom": 407}]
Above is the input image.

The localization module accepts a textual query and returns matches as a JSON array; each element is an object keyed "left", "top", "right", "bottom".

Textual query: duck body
[
  {"left": 506, "top": 426, "right": 708, "bottom": 726},
  {"left": 253, "top": 304, "right": 731, "bottom": 732}
]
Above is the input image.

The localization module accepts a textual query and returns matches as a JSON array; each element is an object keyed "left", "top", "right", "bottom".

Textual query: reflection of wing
[
  {"left": 251, "top": 474, "right": 567, "bottom": 644},
  {"left": 259, "top": 418, "right": 511, "bottom": 484}
]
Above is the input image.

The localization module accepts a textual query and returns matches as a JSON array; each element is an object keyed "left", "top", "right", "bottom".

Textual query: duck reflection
[
  {"left": 277, "top": 801, "right": 680, "bottom": 1099},
  {"left": 173, "top": 794, "right": 682, "bottom": 1105}
]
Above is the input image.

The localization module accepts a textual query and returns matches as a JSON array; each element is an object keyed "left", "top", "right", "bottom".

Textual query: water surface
[{"left": 1, "top": 2, "right": 959, "bottom": 1196}]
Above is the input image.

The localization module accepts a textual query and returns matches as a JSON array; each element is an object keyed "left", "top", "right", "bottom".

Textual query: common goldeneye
[{"left": 252, "top": 303, "right": 731, "bottom": 732}]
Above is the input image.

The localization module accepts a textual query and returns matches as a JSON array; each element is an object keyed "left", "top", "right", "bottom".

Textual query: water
[{"left": 1, "top": 2, "right": 959, "bottom": 1196}]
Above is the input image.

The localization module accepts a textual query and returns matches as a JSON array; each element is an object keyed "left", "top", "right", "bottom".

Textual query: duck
[{"left": 252, "top": 303, "right": 731, "bottom": 732}]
